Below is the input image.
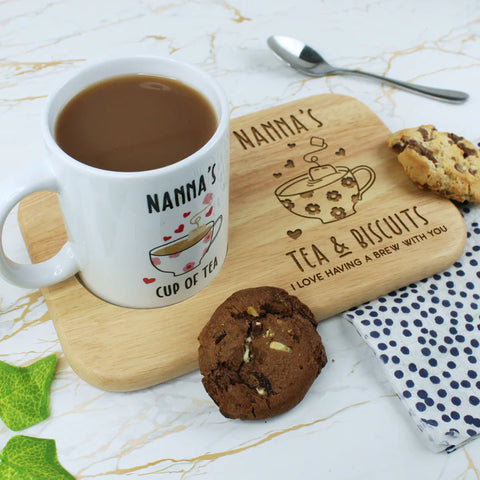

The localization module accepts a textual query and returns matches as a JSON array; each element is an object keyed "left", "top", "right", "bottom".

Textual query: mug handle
[
  {"left": 351, "top": 165, "right": 376, "bottom": 200},
  {"left": 0, "top": 162, "right": 79, "bottom": 288}
]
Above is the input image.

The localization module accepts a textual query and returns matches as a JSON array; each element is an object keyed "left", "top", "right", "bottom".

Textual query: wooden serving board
[{"left": 18, "top": 94, "right": 466, "bottom": 391}]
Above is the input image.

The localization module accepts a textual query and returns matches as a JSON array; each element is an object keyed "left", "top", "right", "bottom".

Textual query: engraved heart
[
  {"left": 143, "top": 277, "right": 156, "bottom": 284},
  {"left": 163, "top": 236, "right": 172, "bottom": 241},
  {"left": 335, "top": 148, "right": 346, "bottom": 156},
  {"left": 206, "top": 206, "right": 213, "bottom": 217},
  {"left": 273, "top": 172, "right": 282, "bottom": 178},
  {"left": 284, "top": 159, "right": 295, "bottom": 168},
  {"left": 183, "top": 211, "right": 191, "bottom": 218},
  {"left": 175, "top": 224, "right": 184, "bottom": 233},
  {"left": 287, "top": 229, "right": 302, "bottom": 240}
]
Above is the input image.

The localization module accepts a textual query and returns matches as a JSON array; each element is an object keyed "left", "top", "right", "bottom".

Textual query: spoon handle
[{"left": 334, "top": 68, "right": 468, "bottom": 103}]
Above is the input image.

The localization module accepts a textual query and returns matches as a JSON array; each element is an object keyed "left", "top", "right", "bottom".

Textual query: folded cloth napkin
[{"left": 343, "top": 203, "right": 480, "bottom": 453}]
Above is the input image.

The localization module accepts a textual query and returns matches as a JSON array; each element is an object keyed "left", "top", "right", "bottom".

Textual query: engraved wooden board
[{"left": 18, "top": 94, "right": 466, "bottom": 392}]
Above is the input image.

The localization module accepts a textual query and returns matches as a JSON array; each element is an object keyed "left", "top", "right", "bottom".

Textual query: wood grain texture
[{"left": 18, "top": 94, "right": 466, "bottom": 391}]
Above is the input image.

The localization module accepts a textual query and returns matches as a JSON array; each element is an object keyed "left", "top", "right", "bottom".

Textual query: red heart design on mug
[
  {"left": 143, "top": 277, "right": 155, "bottom": 284},
  {"left": 183, "top": 211, "right": 191, "bottom": 218},
  {"left": 203, "top": 193, "right": 213, "bottom": 205},
  {"left": 175, "top": 224, "right": 184, "bottom": 233},
  {"left": 205, "top": 206, "right": 213, "bottom": 217},
  {"left": 163, "top": 236, "right": 172, "bottom": 241}
]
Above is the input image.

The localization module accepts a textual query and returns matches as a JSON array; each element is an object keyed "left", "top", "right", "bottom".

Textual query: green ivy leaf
[
  {"left": 0, "top": 435, "right": 75, "bottom": 479},
  {"left": 0, "top": 355, "right": 57, "bottom": 431}
]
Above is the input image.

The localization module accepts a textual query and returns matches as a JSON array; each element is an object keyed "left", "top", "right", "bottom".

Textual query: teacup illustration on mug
[
  {"left": 275, "top": 138, "right": 375, "bottom": 224},
  {"left": 149, "top": 216, "right": 222, "bottom": 276}
]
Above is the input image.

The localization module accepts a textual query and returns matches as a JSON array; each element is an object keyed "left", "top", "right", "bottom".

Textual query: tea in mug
[
  {"left": 152, "top": 224, "right": 212, "bottom": 256},
  {"left": 55, "top": 74, "right": 217, "bottom": 172}
]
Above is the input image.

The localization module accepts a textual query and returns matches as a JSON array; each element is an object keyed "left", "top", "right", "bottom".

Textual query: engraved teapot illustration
[{"left": 275, "top": 137, "right": 376, "bottom": 223}]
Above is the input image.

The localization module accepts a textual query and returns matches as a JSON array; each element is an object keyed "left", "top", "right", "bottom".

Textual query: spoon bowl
[
  {"left": 267, "top": 35, "right": 325, "bottom": 70},
  {"left": 267, "top": 35, "right": 469, "bottom": 103}
]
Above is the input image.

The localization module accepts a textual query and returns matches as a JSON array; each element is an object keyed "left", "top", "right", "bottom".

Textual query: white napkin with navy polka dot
[{"left": 344, "top": 203, "right": 480, "bottom": 453}]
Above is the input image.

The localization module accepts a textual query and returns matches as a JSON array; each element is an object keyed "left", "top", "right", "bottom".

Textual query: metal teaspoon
[{"left": 267, "top": 35, "right": 469, "bottom": 104}]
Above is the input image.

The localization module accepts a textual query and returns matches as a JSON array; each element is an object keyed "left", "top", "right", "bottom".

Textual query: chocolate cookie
[
  {"left": 198, "top": 287, "right": 327, "bottom": 420},
  {"left": 388, "top": 125, "right": 480, "bottom": 203}
]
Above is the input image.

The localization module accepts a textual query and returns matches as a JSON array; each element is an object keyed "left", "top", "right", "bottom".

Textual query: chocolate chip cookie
[
  {"left": 388, "top": 125, "right": 480, "bottom": 203},
  {"left": 198, "top": 286, "right": 327, "bottom": 420}
]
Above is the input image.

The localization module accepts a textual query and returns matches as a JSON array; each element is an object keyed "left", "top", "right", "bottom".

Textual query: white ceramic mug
[{"left": 0, "top": 56, "right": 230, "bottom": 308}]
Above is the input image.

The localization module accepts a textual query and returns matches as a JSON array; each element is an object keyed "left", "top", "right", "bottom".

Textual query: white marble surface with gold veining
[{"left": 1, "top": 0, "right": 480, "bottom": 478}]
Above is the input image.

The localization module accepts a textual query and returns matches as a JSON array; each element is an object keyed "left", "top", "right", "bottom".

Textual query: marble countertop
[{"left": 1, "top": 0, "right": 480, "bottom": 478}]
